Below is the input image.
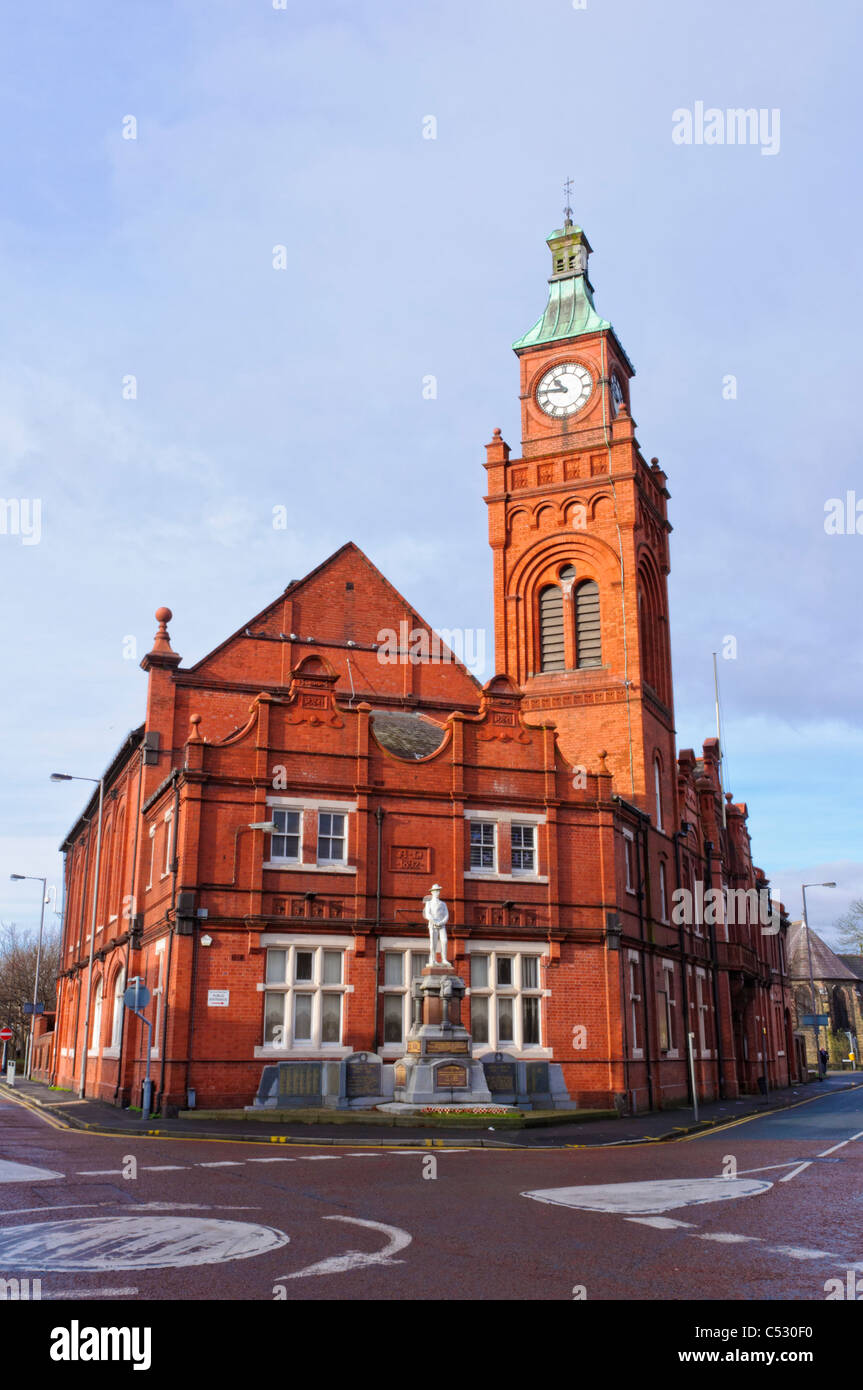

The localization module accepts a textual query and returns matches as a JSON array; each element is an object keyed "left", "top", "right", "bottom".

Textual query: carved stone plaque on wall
[{"left": 389, "top": 846, "right": 431, "bottom": 873}]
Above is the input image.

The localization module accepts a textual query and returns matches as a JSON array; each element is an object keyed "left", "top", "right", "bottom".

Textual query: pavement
[{"left": 3, "top": 1070, "right": 861, "bottom": 1147}]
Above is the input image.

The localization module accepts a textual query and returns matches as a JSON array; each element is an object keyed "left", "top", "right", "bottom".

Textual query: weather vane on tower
[{"left": 563, "top": 176, "right": 574, "bottom": 227}]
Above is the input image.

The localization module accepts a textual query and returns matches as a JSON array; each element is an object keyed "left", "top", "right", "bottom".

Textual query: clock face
[
  {"left": 610, "top": 371, "right": 625, "bottom": 415},
  {"left": 536, "top": 362, "right": 593, "bottom": 418}
]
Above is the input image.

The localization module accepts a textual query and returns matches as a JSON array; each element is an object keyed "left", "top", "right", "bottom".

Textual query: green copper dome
[{"left": 513, "top": 221, "right": 617, "bottom": 353}]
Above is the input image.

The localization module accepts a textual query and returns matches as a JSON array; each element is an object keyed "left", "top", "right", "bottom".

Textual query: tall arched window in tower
[
  {"left": 539, "top": 585, "right": 565, "bottom": 671},
  {"left": 575, "top": 580, "right": 601, "bottom": 668}
]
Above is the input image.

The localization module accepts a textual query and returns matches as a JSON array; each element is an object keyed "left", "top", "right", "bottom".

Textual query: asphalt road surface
[{"left": 0, "top": 1085, "right": 860, "bottom": 1301}]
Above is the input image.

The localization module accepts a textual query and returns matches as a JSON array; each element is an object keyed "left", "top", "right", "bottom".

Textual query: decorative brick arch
[
  {"left": 507, "top": 532, "right": 620, "bottom": 680},
  {"left": 637, "top": 548, "right": 670, "bottom": 706}
]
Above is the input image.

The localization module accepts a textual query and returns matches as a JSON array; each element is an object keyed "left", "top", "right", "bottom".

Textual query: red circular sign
[{"left": 0, "top": 1028, "right": 13, "bottom": 1042}]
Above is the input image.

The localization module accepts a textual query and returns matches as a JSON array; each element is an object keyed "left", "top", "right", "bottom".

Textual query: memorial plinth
[{"left": 392, "top": 962, "right": 492, "bottom": 1106}]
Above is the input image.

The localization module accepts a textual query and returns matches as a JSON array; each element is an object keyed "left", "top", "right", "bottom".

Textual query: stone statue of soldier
[{"left": 423, "top": 884, "right": 450, "bottom": 967}]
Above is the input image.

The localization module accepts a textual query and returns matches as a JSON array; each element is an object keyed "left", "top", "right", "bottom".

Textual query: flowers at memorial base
[{"left": 419, "top": 1105, "right": 511, "bottom": 1115}]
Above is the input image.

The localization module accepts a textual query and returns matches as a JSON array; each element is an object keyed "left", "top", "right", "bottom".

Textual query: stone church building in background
[{"left": 49, "top": 215, "right": 796, "bottom": 1113}]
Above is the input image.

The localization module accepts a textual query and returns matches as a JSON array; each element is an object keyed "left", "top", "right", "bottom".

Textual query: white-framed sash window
[
  {"left": 263, "top": 943, "right": 348, "bottom": 1050},
  {"left": 467, "top": 947, "right": 545, "bottom": 1053}
]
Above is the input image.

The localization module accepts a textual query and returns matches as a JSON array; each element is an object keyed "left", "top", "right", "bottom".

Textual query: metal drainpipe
[
  {"left": 70, "top": 817, "right": 93, "bottom": 1080},
  {"left": 673, "top": 828, "right": 693, "bottom": 1107},
  {"left": 617, "top": 929, "right": 630, "bottom": 1106},
  {"left": 372, "top": 806, "right": 384, "bottom": 1053},
  {"left": 49, "top": 851, "right": 68, "bottom": 1087},
  {"left": 156, "top": 771, "right": 180, "bottom": 1112},
  {"left": 114, "top": 747, "right": 145, "bottom": 1103},
  {"left": 704, "top": 839, "right": 727, "bottom": 1100},
  {"left": 637, "top": 818, "right": 654, "bottom": 1113}
]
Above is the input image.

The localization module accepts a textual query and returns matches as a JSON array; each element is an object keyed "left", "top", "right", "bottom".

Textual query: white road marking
[
  {"left": 737, "top": 1160, "right": 811, "bottom": 1175},
  {"left": 0, "top": 1204, "right": 106, "bottom": 1217},
  {"left": 0, "top": 1159, "right": 64, "bottom": 1184},
  {"left": 142, "top": 1166, "right": 184, "bottom": 1172},
  {"left": 0, "top": 1216, "right": 289, "bottom": 1270},
  {"left": 46, "top": 1287, "right": 139, "bottom": 1299},
  {"left": 197, "top": 1161, "right": 243, "bottom": 1167},
  {"left": 625, "top": 1217, "right": 697, "bottom": 1230},
  {"left": 344, "top": 1153, "right": 385, "bottom": 1157},
  {"left": 522, "top": 1177, "right": 772, "bottom": 1215},
  {"left": 697, "top": 1232, "right": 760, "bottom": 1244},
  {"left": 298, "top": 1155, "right": 340, "bottom": 1161},
  {"left": 818, "top": 1129, "right": 863, "bottom": 1157},
  {"left": 779, "top": 1162, "right": 812, "bottom": 1183},
  {"left": 623, "top": 1214, "right": 861, "bottom": 1269},
  {"left": 76, "top": 1170, "right": 123, "bottom": 1177},
  {"left": 282, "top": 1216, "right": 411, "bottom": 1280},
  {"left": 766, "top": 1245, "right": 836, "bottom": 1261},
  {"left": 248, "top": 1157, "right": 296, "bottom": 1163}
]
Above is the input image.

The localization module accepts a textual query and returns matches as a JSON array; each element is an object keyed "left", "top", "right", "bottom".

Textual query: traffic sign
[
  {"left": 124, "top": 981, "right": 151, "bottom": 1011},
  {"left": 0, "top": 1027, "right": 12, "bottom": 1042},
  {"left": 800, "top": 1013, "right": 830, "bottom": 1027}
]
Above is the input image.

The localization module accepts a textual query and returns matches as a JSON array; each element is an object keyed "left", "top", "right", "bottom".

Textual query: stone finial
[
  {"left": 151, "top": 608, "right": 176, "bottom": 655},
  {"left": 598, "top": 749, "right": 609, "bottom": 773},
  {"left": 188, "top": 713, "right": 203, "bottom": 743},
  {"left": 140, "top": 605, "right": 181, "bottom": 671},
  {"left": 485, "top": 428, "right": 510, "bottom": 464}
]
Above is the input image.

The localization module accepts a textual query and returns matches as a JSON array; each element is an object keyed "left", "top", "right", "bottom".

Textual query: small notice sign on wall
[{"left": 207, "top": 990, "right": 230, "bottom": 1008}]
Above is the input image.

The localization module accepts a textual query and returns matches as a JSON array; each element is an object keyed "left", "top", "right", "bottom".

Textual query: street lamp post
[
  {"left": 51, "top": 773, "right": 104, "bottom": 1098},
  {"left": 9, "top": 874, "right": 47, "bottom": 1079},
  {"left": 802, "top": 881, "right": 837, "bottom": 1079}
]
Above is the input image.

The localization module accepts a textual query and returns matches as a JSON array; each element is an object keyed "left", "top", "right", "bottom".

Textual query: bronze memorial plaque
[
  {"left": 484, "top": 1062, "right": 516, "bottom": 1094},
  {"left": 406, "top": 1039, "right": 421, "bottom": 1054},
  {"left": 435, "top": 1063, "right": 468, "bottom": 1088},
  {"left": 426, "top": 1039, "right": 468, "bottom": 1054},
  {"left": 524, "top": 1061, "right": 550, "bottom": 1093},
  {"left": 345, "top": 1061, "right": 381, "bottom": 1098},
  {"left": 394, "top": 1063, "right": 407, "bottom": 1087},
  {"left": 278, "top": 1062, "right": 322, "bottom": 1098}
]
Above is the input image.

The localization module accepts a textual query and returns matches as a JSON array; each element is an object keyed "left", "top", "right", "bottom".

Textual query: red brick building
[{"left": 53, "top": 217, "right": 795, "bottom": 1113}]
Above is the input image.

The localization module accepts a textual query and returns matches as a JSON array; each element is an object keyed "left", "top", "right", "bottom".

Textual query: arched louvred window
[
  {"left": 539, "top": 585, "right": 565, "bottom": 672},
  {"left": 575, "top": 579, "right": 601, "bottom": 668}
]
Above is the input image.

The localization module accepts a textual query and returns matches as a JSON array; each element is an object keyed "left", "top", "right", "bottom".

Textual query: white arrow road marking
[
  {"left": 0, "top": 1159, "right": 64, "bottom": 1183},
  {"left": 522, "top": 1177, "right": 773, "bottom": 1215},
  {"left": 282, "top": 1216, "right": 411, "bottom": 1280}
]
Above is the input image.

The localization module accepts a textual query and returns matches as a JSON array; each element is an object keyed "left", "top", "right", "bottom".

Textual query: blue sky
[{"left": 1, "top": 0, "right": 860, "bottom": 948}]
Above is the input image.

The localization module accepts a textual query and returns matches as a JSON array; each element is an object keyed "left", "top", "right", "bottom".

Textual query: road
[{"left": 0, "top": 1085, "right": 860, "bottom": 1301}]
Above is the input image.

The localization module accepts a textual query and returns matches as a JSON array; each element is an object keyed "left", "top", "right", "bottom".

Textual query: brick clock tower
[{"left": 485, "top": 215, "right": 677, "bottom": 821}]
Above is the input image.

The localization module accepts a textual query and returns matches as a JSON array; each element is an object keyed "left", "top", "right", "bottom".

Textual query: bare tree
[
  {"left": 0, "top": 921, "right": 61, "bottom": 1060},
  {"left": 832, "top": 899, "right": 863, "bottom": 956}
]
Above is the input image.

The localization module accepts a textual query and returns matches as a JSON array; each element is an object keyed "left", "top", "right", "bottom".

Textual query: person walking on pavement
[{"left": 819, "top": 1046, "right": 829, "bottom": 1077}]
